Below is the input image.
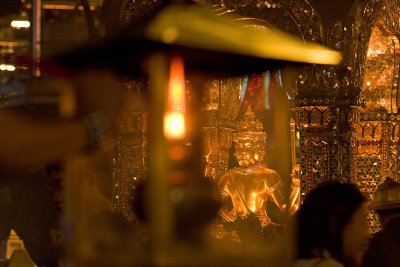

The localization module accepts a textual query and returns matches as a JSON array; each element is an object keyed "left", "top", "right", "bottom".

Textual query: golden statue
[{"left": 218, "top": 107, "right": 300, "bottom": 229}]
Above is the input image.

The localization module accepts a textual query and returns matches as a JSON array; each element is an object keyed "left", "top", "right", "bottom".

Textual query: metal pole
[
  {"left": 147, "top": 52, "right": 174, "bottom": 266},
  {"left": 32, "top": 0, "right": 41, "bottom": 77},
  {"left": 290, "top": 118, "right": 297, "bottom": 171}
]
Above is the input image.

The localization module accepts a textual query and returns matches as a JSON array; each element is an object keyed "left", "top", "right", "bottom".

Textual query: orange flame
[{"left": 164, "top": 56, "right": 186, "bottom": 140}]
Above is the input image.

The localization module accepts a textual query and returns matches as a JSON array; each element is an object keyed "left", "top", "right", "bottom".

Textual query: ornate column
[
  {"left": 113, "top": 82, "right": 149, "bottom": 222},
  {"left": 293, "top": 106, "right": 331, "bottom": 193},
  {"left": 201, "top": 78, "right": 242, "bottom": 180},
  {"left": 113, "top": 110, "right": 148, "bottom": 221},
  {"left": 293, "top": 67, "right": 358, "bottom": 194},
  {"left": 290, "top": 0, "right": 364, "bottom": 192}
]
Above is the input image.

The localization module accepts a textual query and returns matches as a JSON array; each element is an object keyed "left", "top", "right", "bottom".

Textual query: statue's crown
[{"left": 234, "top": 106, "right": 267, "bottom": 141}]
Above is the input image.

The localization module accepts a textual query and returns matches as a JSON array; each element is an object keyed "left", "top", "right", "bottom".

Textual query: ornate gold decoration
[
  {"left": 361, "top": 21, "right": 399, "bottom": 113},
  {"left": 382, "top": 0, "right": 400, "bottom": 29},
  {"left": 203, "top": 127, "right": 233, "bottom": 180},
  {"left": 234, "top": 106, "right": 266, "bottom": 141},
  {"left": 118, "top": 0, "right": 162, "bottom": 27},
  {"left": 352, "top": 0, "right": 400, "bottom": 232}
]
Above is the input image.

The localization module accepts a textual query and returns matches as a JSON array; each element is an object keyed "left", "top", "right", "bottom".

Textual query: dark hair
[{"left": 296, "top": 181, "right": 366, "bottom": 262}]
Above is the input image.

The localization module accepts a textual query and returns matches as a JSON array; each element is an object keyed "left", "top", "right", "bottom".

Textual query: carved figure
[{"left": 218, "top": 107, "right": 300, "bottom": 228}]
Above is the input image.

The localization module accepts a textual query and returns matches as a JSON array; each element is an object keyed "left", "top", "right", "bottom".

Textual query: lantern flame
[{"left": 164, "top": 56, "right": 186, "bottom": 140}]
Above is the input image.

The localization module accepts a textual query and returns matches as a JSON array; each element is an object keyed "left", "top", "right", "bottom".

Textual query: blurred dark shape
[
  {"left": 362, "top": 217, "right": 400, "bottom": 267},
  {"left": 78, "top": 210, "right": 144, "bottom": 267},
  {"left": 46, "top": 162, "right": 64, "bottom": 214},
  {"left": 131, "top": 182, "right": 146, "bottom": 222},
  {"left": 0, "top": 0, "right": 22, "bottom": 16},
  {"left": 133, "top": 178, "right": 221, "bottom": 244},
  {"left": 172, "top": 181, "right": 221, "bottom": 243},
  {"left": 45, "top": 162, "right": 62, "bottom": 177},
  {"left": 79, "top": 0, "right": 100, "bottom": 42},
  {"left": 362, "top": 177, "right": 400, "bottom": 267},
  {"left": 100, "top": 0, "right": 128, "bottom": 34},
  {"left": 0, "top": 169, "right": 60, "bottom": 267},
  {"left": 294, "top": 181, "right": 369, "bottom": 267}
]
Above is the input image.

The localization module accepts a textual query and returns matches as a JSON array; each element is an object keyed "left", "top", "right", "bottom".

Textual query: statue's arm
[
  {"left": 268, "top": 181, "right": 287, "bottom": 212},
  {"left": 287, "top": 176, "right": 300, "bottom": 214},
  {"left": 267, "top": 171, "right": 300, "bottom": 214},
  {"left": 217, "top": 175, "right": 237, "bottom": 222},
  {"left": 218, "top": 206, "right": 236, "bottom": 222}
]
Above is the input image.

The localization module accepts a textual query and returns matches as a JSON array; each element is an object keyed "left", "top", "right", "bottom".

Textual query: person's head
[
  {"left": 296, "top": 181, "right": 370, "bottom": 267},
  {"left": 372, "top": 177, "right": 400, "bottom": 226}
]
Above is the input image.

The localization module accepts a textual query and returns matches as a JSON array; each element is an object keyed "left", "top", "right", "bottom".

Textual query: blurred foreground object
[
  {"left": 8, "top": 250, "right": 37, "bottom": 267},
  {"left": 5, "top": 229, "right": 25, "bottom": 260},
  {"left": 0, "top": 0, "right": 22, "bottom": 16},
  {"left": 4, "top": 229, "right": 37, "bottom": 267},
  {"left": 55, "top": 1, "right": 342, "bottom": 77},
  {"left": 0, "top": 70, "right": 126, "bottom": 170}
]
